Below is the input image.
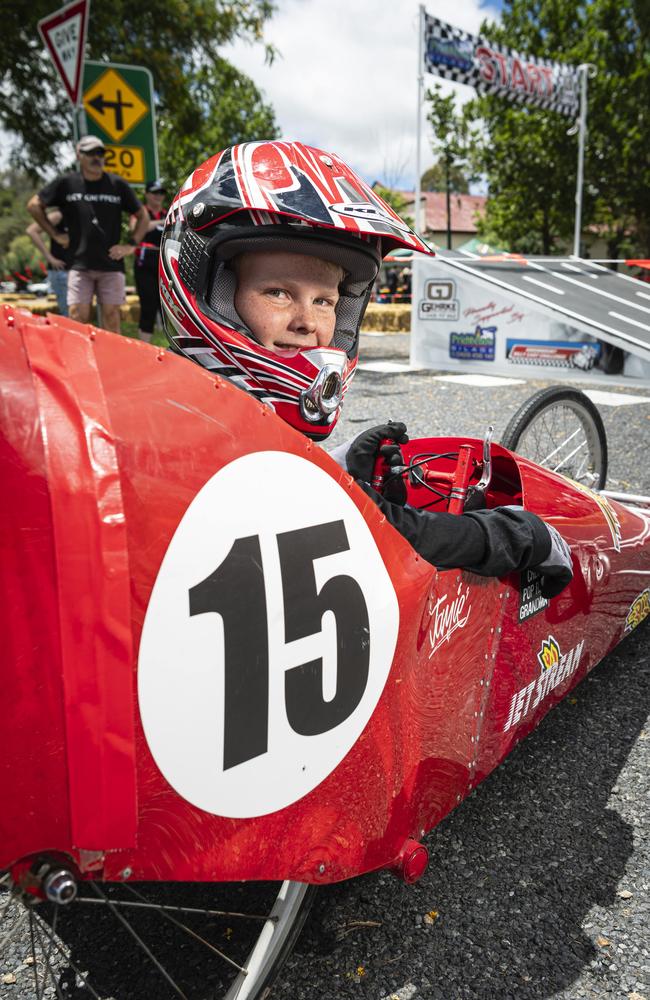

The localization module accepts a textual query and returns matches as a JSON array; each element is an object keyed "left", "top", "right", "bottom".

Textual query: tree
[
  {"left": 421, "top": 161, "right": 469, "bottom": 194},
  {"left": 426, "top": 85, "right": 476, "bottom": 248},
  {"left": 465, "top": 0, "right": 650, "bottom": 256},
  {"left": 1, "top": 1, "right": 278, "bottom": 187}
]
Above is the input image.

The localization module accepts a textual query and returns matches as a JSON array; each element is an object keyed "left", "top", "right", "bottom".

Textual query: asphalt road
[
  {"left": 275, "top": 334, "right": 650, "bottom": 1000},
  {"left": 2, "top": 333, "right": 649, "bottom": 1000}
]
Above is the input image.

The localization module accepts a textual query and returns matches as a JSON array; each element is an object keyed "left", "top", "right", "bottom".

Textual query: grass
[{"left": 120, "top": 319, "right": 167, "bottom": 347}]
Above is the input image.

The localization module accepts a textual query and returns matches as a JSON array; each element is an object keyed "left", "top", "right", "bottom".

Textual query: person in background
[
  {"left": 130, "top": 179, "right": 167, "bottom": 342},
  {"left": 26, "top": 135, "right": 149, "bottom": 334},
  {"left": 25, "top": 208, "right": 69, "bottom": 316}
]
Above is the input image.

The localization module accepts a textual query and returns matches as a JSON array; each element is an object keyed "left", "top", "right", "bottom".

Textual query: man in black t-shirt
[{"left": 27, "top": 135, "right": 149, "bottom": 333}]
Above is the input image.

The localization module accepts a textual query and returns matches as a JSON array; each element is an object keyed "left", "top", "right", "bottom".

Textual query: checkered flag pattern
[{"left": 423, "top": 13, "right": 579, "bottom": 118}]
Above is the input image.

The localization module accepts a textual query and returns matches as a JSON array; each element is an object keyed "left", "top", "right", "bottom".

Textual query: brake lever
[{"left": 473, "top": 424, "right": 494, "bottom": 494}]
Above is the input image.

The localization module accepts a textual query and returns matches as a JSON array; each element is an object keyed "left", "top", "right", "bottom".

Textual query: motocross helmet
[{"left": 159, "top": 140, "right": 434, "bottom": 438}]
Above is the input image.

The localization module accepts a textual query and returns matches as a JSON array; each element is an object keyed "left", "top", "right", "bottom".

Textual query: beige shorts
[{"left": 67, "top": 269, "right": 126, "bottom": 306}]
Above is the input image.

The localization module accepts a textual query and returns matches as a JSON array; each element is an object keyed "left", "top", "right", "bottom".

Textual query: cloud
[{"left": 222, "top": 0, "right": 501, "bottom": 188}]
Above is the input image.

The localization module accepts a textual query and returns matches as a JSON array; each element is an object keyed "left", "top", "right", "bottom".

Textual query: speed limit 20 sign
[
  {"left": 81, "top": 61, "right": 159, "bottom": 184},
  {"left": 138, "top": 451, "right": 400, "bottom": 819}
]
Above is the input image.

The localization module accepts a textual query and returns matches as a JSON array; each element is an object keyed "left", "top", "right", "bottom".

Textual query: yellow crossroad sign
[{"left": 83, "top": 68, "right": 148, "bottom": 142}]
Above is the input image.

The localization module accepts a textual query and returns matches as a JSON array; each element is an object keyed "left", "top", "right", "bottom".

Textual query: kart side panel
[{"left": 2, "top": 308, "right": 649, "bottom": 884}]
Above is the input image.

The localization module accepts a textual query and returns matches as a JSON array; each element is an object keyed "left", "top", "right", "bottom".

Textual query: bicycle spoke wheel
[
  {"left": 0, "top": 873, "right": 315, "bottom": 1000},
  {"left": 500, "top": 386, "right": 608, "bottom": 490}
]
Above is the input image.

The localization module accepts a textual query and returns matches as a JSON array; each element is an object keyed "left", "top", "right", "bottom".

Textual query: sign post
[
  {"left": 81, "top": 61, "right": 159, "bottom": 185},
  {"left": 37, "top": 0, "right": 90, "bottom": 139}
]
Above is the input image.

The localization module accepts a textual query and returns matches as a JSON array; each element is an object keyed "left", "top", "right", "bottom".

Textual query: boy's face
[{"left": 233, "top": 251, "right": 342, "bottom": 353}]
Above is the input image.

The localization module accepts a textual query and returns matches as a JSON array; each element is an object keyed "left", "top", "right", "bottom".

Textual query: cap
[
  {"left": 76, "top": 135, "right": 106, "bottom": 154},
  {"left": 146, "top": 179, "right": 166, "bottom": 194}
]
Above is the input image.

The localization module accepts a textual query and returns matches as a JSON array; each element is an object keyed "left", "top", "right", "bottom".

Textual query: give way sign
[{"left": 37, "top": 0, "right": 90, "bottom": 105}]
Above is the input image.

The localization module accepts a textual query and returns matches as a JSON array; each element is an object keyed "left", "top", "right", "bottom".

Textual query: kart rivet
[
  {"left": 120, "top": 867, "right": 132, "bottom": 879},
  {"left": 318, "top": 863, "right": 326, "bottom": 874},
  {"left": 497, "top": 627, "right": 502, "bottom": 634},
  {"left": 471, "top": 736, "right": 474, "bottom": 742},
  {"left": 456, "top": 794, "right": 461, "bottom": 802},
  {"left": 480, "top": 679, "right": 484, "bottom": 686}
]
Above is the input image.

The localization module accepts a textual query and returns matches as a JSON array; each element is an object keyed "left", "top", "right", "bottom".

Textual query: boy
[{"left": 159, "top": 140, "right": 572, "bottom": 595}]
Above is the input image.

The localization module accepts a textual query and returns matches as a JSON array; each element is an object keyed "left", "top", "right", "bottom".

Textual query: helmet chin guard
[{"left": 159, "top": 140, "right": 435, "bottom": 438}]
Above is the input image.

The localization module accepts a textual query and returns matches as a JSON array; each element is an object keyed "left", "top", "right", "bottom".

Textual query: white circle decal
[{"left": 138, "top": 451, "right": 399, "bottom": 818}]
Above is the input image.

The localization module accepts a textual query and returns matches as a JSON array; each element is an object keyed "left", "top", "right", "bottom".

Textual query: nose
[{"left": 288, "top": 301, "right": 318, "bottom": 338}]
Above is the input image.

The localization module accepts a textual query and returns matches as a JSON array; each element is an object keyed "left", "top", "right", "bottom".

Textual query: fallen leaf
[
  {"left": 24, "top": 957, "right": 34, "bottom": 966},
  {"left": 628, "top": 993, "right": 647, "bottom": 1000},
  {"left": 596, "top": 936, "right": 611, "bottom": 947},
  {"left": 423, "top": 910, "right": 439, "bottom": 925},
  {"left": 568, "top": 697, "right": 578, "bottom": 705},
  {"left": 1, "top": 974, "right": 16, "bottom": 985},
  {"left": 617, "top": 889, "right": 634, "bottom": 899}
]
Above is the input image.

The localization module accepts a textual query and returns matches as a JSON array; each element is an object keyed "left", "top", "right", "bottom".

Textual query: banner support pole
[
  {"left": 572, "top": 63, "right": 595, "bottom": 258},
  {"left": 415, "top": 4, "right": 425, "bottom": 237}
]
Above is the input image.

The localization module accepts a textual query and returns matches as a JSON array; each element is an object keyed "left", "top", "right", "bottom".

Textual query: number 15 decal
[
  {"left": 139, "top": 452, "right": 399, "bottom": 818},
  {"left": 190, "top": 521, "right": 371, "bottom": 771}
]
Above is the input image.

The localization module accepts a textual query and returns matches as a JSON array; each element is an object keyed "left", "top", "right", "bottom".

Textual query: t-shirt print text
[{"left": 66, "top": 192, "right": 122, "bottom": 204}]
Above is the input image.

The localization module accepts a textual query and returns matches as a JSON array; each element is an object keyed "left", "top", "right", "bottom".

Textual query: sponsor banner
[
  {"left": 504, "top": 634, "right": 585, "bottom": 731},
  {"left": 518, "top": 569, "right": 549, "bottom": 622},
  {"left": 506, "top": 339, "right": 601, "bottom": 370},
  {"left": 423, "top": 13, "right": 579, "bottom": 118},
  {"left": 450, "top": 324, "right": 496, "bottom": 361},
  {"left": 419, "top": 278, "right": 460, "bottom": 321},
  {"left": 624, "top": 588, "right": 650, "bottom": 633}
]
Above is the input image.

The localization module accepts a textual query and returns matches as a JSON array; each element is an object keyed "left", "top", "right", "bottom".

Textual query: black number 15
[{"left": 189, "top": 520, "right": 370, "bottom": 771}]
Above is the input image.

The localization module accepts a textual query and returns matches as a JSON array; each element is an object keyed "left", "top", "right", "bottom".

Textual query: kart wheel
[
  {"left": 0, "top": 872, "right": 316, "bottom": 999},
  {"left": 501, "top": 386, "right": 608, "bottom": 490}
]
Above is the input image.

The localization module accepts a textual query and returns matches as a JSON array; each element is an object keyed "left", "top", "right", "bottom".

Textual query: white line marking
[
  {"left": 561, "top": 262, "right": 584, "bottom": 273},
  {"left": 522, "top": 276, "right": 565, "bottom": 294},
  {"left": 636, "top": 291, "right": 650, "bottom": 301},
  {"left": 584, "top": 389, "right": 650, "bottom": 407},
  {"left": 433, "top": 374, "right": 525, "bottom": 387},
  {"left": 608, "top": 310, "right": 650, "bottom": 332}
]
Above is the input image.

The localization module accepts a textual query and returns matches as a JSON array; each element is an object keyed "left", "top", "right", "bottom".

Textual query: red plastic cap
[{"left": 389, "top": 837, "right": 429, "bottom": 884}]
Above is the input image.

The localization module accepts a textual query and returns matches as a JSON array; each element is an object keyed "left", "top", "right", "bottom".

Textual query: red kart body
[{"left": 2, "top": 307, "right": 649, "bottom": 886}]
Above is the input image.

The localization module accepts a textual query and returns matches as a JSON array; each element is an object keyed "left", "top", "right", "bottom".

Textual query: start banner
[{"left": 423, "top": 13, "right": 579, "bottom": 118}]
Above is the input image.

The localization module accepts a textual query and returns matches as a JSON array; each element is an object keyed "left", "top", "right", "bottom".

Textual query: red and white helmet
[{"left": 159, "top": 140, "right": 434, "bottom": 438}]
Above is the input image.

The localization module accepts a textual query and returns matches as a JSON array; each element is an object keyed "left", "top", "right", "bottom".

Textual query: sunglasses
[{"left": 82, "top": 149, "right": 105, "bottom": 157}]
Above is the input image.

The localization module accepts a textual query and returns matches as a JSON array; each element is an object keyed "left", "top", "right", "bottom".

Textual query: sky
[{"left": 222, "top": 0, "right": 502, "bottom": 191}]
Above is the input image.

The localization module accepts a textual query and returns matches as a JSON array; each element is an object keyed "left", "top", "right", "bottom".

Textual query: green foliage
[
  {"left": 0, "top": 171, "right": 42, "bottom": 282},
  {"left": 3, "top": 235, "right": 43, "bottom": 287},
  {"left": 373, "top": 184, "right": 414, "bottom": 230},
  {"left": 421, "top": 160, "right": 469, "bottom": 194},
  {"left": 1, "top": 0, "right": 278, "bottom": 186},
  {"left": 464, "top": 0, "right": 650, "bottom": 255}
]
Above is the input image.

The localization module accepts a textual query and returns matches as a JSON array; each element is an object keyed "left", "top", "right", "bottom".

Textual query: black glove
[
  {"left": 534, "top": 523, "right": 574, "bottom": 598},
  {"left": 344, "top": 422, "right": 409, "bottom": 483}
]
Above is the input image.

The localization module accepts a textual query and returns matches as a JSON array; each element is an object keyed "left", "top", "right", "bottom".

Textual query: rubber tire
[
  {"left": 500, "top": 386, "right": 608, "bottom": 490},
  {"left": 228, "top": 883, "right": 318, "bottom": 1000}
]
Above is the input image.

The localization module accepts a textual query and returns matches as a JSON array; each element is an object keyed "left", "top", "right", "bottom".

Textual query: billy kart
[{"left": 1, "top": 307, "right": 649, "bottom": 999}]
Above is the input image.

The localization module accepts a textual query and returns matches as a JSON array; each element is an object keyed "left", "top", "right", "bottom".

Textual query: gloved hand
[
  {"left": 343, "top": 421, "right": 409, "bottom": 483},
  {"left": 534, "top": 523, "right": 573, "bottom": 598}
]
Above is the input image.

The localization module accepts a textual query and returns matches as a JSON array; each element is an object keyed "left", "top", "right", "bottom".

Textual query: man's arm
[
  {"left": 109, "top": 205, "right": 150, "bottom": 260},
  {"left": 130, "top": 205, "right": 150, "bottom": 245},
  {"left": 26, "top": 195, "right": 68, "bottom": 246},
  {"left": 26, "top": 211, "right": 65, "bottom": 269}
]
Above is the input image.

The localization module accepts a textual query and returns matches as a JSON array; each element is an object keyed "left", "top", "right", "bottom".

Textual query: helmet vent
[{"left": 178, "top": 229, "right": 207, "bottom": 294}]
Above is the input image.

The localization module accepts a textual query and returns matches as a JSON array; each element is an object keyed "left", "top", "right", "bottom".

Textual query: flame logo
[
  {"left": 537, "top": 635, "right": 561, "bottom": 672},
  {"left": 625, "top": 589, "right": 650, "bottom": 632}
]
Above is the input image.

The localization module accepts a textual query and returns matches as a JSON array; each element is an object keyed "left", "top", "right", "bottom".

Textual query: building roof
[{"left": 401, "top": 191, "right": 486, "bottom": 234}]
